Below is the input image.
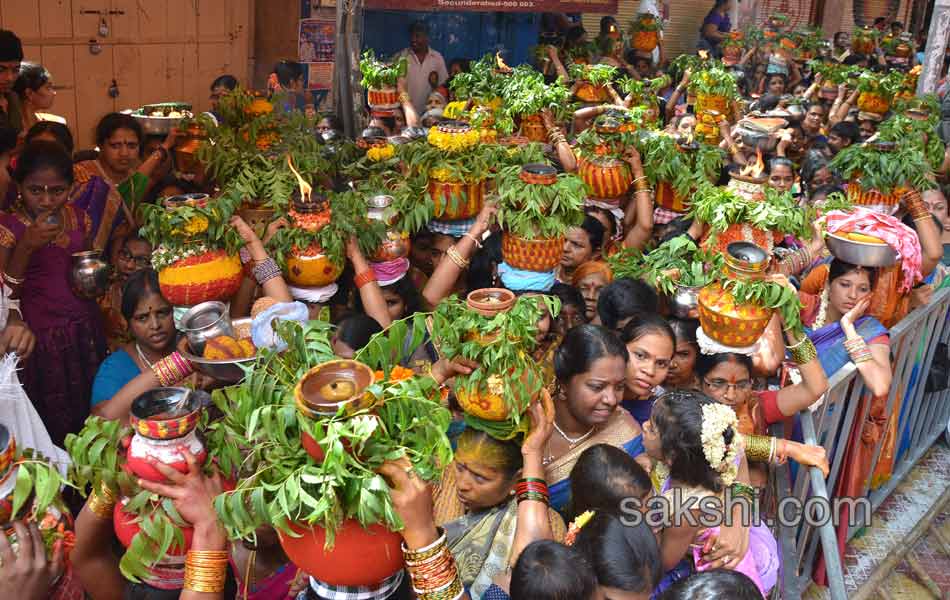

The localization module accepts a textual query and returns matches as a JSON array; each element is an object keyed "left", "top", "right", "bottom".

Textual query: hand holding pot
[
  {"left": 377, "top": 457, "right": 438, "bottom": 549},
  {"left": 429, "top": 357, "right": 477, "bottom": 386},
  {"left": 137, "top": 450, "right": 224, "bottom": 532},
  {"left": 522, "top": 390, "right": 555, "bottom": 458}
]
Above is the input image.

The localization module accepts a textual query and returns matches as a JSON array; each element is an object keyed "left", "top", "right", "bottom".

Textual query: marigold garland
[{"left": 427, "top": 127, "right": 481, "bottom": 153}]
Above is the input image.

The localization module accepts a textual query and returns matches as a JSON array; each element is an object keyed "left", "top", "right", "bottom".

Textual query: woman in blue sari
[
  {"left": 542, "top": 324, "right": 647, "bottom": 512},
  {"left": 801, "top": 259, "right": 893, "bottom": 586}
]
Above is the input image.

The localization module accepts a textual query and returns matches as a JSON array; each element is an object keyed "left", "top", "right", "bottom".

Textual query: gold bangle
[
  {"left": 743, "top": 434, "right": 772, "bottom": 463},
  {"left": 790, "top": 337, "right": 818, "bottom": 365},
  {"left": 87, "top": 484, "right": 115, "bottom": 520},
  {"left": 445, "top": 245, "right": 470, "bottom": 269}
]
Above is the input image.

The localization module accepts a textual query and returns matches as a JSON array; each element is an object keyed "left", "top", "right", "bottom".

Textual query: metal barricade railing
[{"left": 774, "top": 286, "right": 950, "bottom": 600}]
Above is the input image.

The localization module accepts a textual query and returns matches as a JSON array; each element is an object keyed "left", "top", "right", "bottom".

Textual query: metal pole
[{"left": 917, "top": 0, "right": 950, "bottom": 94}]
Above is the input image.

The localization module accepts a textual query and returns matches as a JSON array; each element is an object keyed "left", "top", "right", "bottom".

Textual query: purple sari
[{"left": 0, "top": 206, "right": 106, "bottom": 445}]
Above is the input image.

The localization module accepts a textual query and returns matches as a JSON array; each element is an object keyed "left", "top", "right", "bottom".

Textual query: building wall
[{"left": 2, "top": 0, "right": 253, "bottom": 148}]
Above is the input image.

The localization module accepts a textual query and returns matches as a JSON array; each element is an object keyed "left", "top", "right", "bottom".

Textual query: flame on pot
[
  {"left": 698, "top": 50, "right": 709, "bottom": 60},
  {"left": 685, "top": 130, "right": 694, "bottom": 146},
  {"left": 740, "top": 148, "right": 765, "bottom": 178},
  {"left": 495, "top": 52, "right": 512, "bottom": 73},
  {"left": 287, "top": 155, "right": 311, "bottom": 203}
]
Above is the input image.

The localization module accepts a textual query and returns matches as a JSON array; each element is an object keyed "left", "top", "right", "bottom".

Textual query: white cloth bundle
[{"left": 0, "top": 353, "right": 70, "bottom": 475}]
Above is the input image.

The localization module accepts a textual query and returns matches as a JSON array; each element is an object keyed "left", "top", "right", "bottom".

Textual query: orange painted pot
[
  {"left": 702, "top": 223, "right": 781, "bottom": 256},
  {"left": 456, "top": 378, "right": 512, "bottom": 421},
  {"left": 655, "top": 181, "right": 690, "bottom": 212},
  {"left": 576, "top": 83, "right": 611, "bottom": 103},
  {"left": 578, "top": 156, "right": 632, "bottom": 199},
  {"left": 696, "top": 93, "right": 729, "bottom": 115},
  {"left": 373, "top": 231, "right": 411, "bottom": 262},
  {"left": 501, "top": 233, "right": 563, "bottom": 272},
  {"left": 279, "top": 520, "right": 404, "bottom": 587},
  {"left": 158, "top": 250, "right": 243, "bottom": 307},
  {"left": 114, "top": 501, "right": 193, "bottom": 555},
  {"left": 285, "top": 245, "right": 343, "bottom": 287},
  {"left": 857, "top": 92, "right": 890, "bottom": 115},
  {"left": 367, "top": 87, "right": 400, "bottom": 108},
  {"left": 845, "top": 182, "right": 904, "bottom": 211},
  {"left": 723, "top": 45, "right": 743, "bottom": 64},
  {"left": 519, "top": 113, "right": 548, "bottom": 143},
  {"left": 428, "top": 177, "right": 486, "bottom": 220},
  {"left": 632, "top": 30, "right": 659, "bottom": 52},
  {"left": 698, "top": 281, "right": 773, "bottom": 347},
  {"left": 238, "top": 205, "right": 276, "bottom": 240}
]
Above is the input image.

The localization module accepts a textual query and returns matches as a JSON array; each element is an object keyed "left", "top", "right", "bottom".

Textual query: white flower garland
[
  {"left": 151, "top": 242, "right": 210, "bottom": 272},
  {"left": 812, "top": 286, "right": 830, "bottom": 329},
  {"left": 700, "top": 403, "right": 740, "bottom": 487}
]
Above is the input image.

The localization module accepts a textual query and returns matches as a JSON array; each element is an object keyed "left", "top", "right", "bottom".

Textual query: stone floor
[{"left": 803, "top": 442, "right": 950, "bottom": 599}]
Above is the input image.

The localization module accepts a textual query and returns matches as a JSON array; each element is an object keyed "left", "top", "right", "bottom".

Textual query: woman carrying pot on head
[
  {"left": 0, "top": 141, "right": 106, "bottom": 445},
  {"left": 91, "top": 216, "right": 293, "bottom": 423},
  {"left": 71, "top": 113, "right": 179, "bottom": 259},
  {"left": 373, "top": 387, "right": 563, "bottom": 600}
]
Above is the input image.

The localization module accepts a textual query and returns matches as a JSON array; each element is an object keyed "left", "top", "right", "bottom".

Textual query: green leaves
[
  {"left": 499, "top": 66, "right": 575, "bottom": 123},
  {"left": 829, "top": 140, "right": 937, "bottom": 195},
  {"left": 637, "top": 132, "right": 723, "bottom": 197},
  {"left": 569, "top": 63, "right": 618, "bottom": 87},
  {"left": 359, "top": 50, "right": 408, "bottom": 89},
  {"left": 494, "top": 164, "right": 587, "bottom": 239},
  {"left": 688, "top": 63, "right": 740, "bottom": 101},
  {"left": 724, "top": 278, "right": 805, "bottom": 336},
  {"left": 608, "top": 235, "right": 723, "bottom": 296},
  {"left": 688, "top": 183, "right": 814, "bottom": 240}
]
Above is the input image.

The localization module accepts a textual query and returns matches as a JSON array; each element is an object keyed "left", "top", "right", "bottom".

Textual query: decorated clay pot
[
  {"left": 857, "top": 92, "right": 890, "bottom": 115},
  {"left": 428, "top": 177, "right": 486, "bottom": 221},
  {"left": 294, "top": 360, "right": 376, "bottom": 420},
  {"left": 632, "top": 30, "right": 659, "bottom": 52},
  {"left": 238, "top": 204, "right": 276, "bottom": 239},
  {"left": 845, "top": 182, "right": 905, "bottom": 214},
  {"left": 696, "top": 93, "right": 729, "bottom": 115},
  {"left": 727, "top": 171, "right": 768, "bottom": 201},
  {"left": 702, "top": 222, "right": 781, "bottom": 256},
  {"left": 290, "top": 191, "right": 331, "bottom": 231},
  {"left": 722, "top": 45, "right": 743, "bottom": 64},
  {"left": 125, "top": 388, "right": 208, "bottom": 483},
  {"left": 367, "top": 87, "right": 400, "bottom": 109},
  {"left": 519, "top": 113, "right": 547, "bottom": 143},
  {"left": 174, "top": 123, "right": 207, "bottom": 176},
  {"left": 697, "top": 282, "right": 773, "bottom": 347},
  {"left": 578, "top": 156, "right": 632, "bottom": 200},
  {"left": 114, "top": 499, "right": 193, "bottom": 557},
  {"left": 466, "top": 288, "right": 516, "bottom": 318},
  {"left": 501, "top": 233, "right": 563, "bottom": 272},
  {"left": 655, "top": 181, "right": 690, "bottom": 212},
  {"left": 158, "top": 250, "right": 243, "bottom": 307},
  {"left": 819, "top": 84, "right": 839, "bottom": 101},
  {"left": 456, "top": 376, "right": 512, "bottom": 421},
  {"left": 0, "top": 426, "right": 16, "bottom": 525},
  {"left": 373, "top": 231, "right": 411, "bottom": 262},
  {"left": 693, "top": 121, "right": 721, "bottom": 145},
  {"left": 279, "top": 520, "right": 404, "bottom": 587},
  {"left": 286, "top": 244, "right": 343, "bottom": 287},
  {"left": 576, "top": 83, "right": 611, "bottom": 103}
]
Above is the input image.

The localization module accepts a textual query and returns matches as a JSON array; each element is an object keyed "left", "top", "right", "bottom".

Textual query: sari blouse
[
  {"left": 544, "top": 408, "right": 645, "bottom": 513},
  {"left": 70, "top": 161, "right": 149, "bottom": 253},
  {"left": 0, "top": 205, "right": 96, "bottom": 329}
]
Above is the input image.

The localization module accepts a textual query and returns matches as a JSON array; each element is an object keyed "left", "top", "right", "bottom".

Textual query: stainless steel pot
[
  {"left": 670, "top": 283, "right": 702, "bottom": 319},
  {"left": 69, "top": 250, "right": 112, "bottom": 299},
  {"left": 180, "top": 301, "right": 233, "bottom": 356}
]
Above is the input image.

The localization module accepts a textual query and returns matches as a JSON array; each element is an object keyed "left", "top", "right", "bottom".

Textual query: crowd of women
[{"left": 0, "top": 8, "right": 948, "bottom": 600}]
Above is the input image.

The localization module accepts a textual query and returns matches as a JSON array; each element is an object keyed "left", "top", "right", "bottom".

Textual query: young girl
[{"left": 642, "top": 390, "right": 779, "bottom": 596}]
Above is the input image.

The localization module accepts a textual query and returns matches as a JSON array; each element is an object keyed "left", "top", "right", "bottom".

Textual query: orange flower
[{"left": 375, "top": 365, "right": 416, "bottom": 383}]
